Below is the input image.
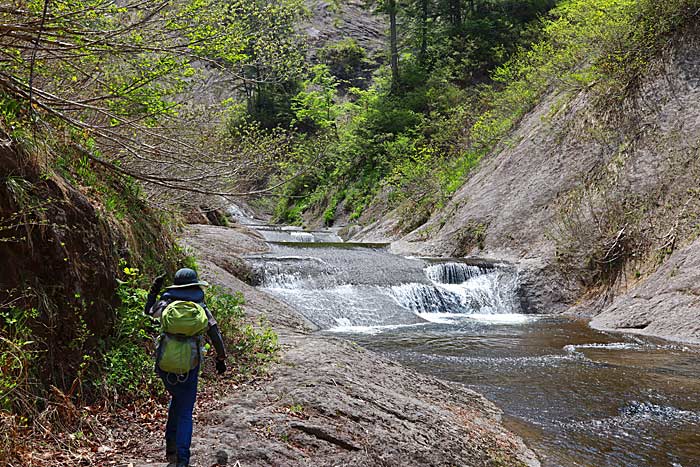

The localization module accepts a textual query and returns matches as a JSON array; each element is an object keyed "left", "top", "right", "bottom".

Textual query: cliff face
[
  {"left": 364, "top": 26, "right": 700, "bottom": 342},
  {"left": 303, "top": 0, "right": 385, "bottom": 58}
]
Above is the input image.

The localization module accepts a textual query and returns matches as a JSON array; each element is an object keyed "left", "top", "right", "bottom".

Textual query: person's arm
[
  {"left": 144, "top": 273, "right": 166, "bottom": 315},
  {"left": 202, "top": 303, "right": 227, "bottom": 374},
  {"left": 207, "top": 324, "right": 227, "bottom": 360}
]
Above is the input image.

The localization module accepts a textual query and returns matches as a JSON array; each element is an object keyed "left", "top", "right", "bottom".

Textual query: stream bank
[{"left": 132, "top": 223, "right": 539, "bottom": 467}]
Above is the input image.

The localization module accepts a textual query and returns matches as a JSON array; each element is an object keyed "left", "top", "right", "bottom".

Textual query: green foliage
[
  {"left": 0, "top": 94, "right": 27, "bottom": 138},
  {"left": 222, "top": 0, "right": 310, "bottom": 128},
  {"left": 206, "top": 286, "right": 279, "bottom": 379},
  {"left": 273, "top": 79, "right": 470, "bottom": 225},
  {"left": 292, "top": 65, "right": 340, "bottom": 130},
  {"left": 103, "top": 265, "right": 161, "bottom": 402},
  {"left": 1, "top": 0, "right": 201, "bottom": 128},
  {"left": 178, "top": 246, "right": 199, "bottom": 272},
  {"left": 322, "top": 190, "right": 345, "bottom": 226},
  {"left": 1, "top": 0, "right": 313, "bottom": 204},
  {"left": 475, "top": 0, "right": 700, "bottom": 150},
  {"left": 0, "top": 307, "right": 39, "bottom": 412},
  {"left": 318, "top": 38, "right": 369, "bottom": 84}
]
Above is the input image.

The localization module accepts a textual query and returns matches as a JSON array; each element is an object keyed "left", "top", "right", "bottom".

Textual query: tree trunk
[
  {"left": 450, "top": 0, "right": 462, "bottom": 33},
  {"left": 419, "top": 0, "right": 428, "bottom": 65},
  {"left": 388, "top": 0, "right": 399, "bottom": 92}
]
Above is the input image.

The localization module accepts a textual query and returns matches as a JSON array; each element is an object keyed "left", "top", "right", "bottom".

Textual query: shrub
[
  {"left": 550, "top": 186, "right": 651, "bottom": 301},
  {"left": 102, "top": 265, "right": 162, "bottom": 404},
  {"left": 0, "top": 307, "right": 38, "bottom": 411},
  {"left": 0, "top": 305, "right": 41, "bottom": 464},
  {"left": 206, "top": 286, "right": 279, "bottom": 380},
  {"left": 318, "top": 38, "right": 368, "bottom": 83}
]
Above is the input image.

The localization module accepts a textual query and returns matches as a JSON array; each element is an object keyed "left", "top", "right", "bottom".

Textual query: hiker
[{"left": 145, "top": 268, "right": 227, "bottom": 467}]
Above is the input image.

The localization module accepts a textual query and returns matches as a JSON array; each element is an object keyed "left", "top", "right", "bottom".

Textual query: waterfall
[
  {"left": 424, "top": 262, "right": 487, "bottom": 284},
  {"left": 246, "top": 244, "right": 521, "bottom": 330},
  {"left": 387, "top": 264, "right": 519, "bottom": 316}
]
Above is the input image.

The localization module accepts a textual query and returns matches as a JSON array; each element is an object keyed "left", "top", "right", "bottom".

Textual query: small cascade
[
  {"left": 387, "top": 284, "right": 460, "bottom": 314},
  {"left": 254, "top": 226, "right": 343, "bottom": 243},
  {"left": 387, "top": 266, "right": 519, "bottom": 316},
  {"left": 291, "top": 231, "right": 315, "bottom": 242},
  {"left": 246, "top": 242, "right": 521, "bottom": 330},
  {"left": 226, "top": 203, "right": 257, "bottom": 225},
  {"left": 425, "top": 262, "right": 487, "bottom": 284}
]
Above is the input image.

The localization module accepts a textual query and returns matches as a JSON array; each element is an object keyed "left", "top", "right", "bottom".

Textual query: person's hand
[
  {"left": 215, "top": 357, "right": 227, "bottom": 375},
  {"left": 150, "top": 273, "right": 166, "bottom": 294}
]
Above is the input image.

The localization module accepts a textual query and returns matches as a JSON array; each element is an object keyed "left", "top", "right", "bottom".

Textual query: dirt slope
[{"left": 0, "top": 140, "right": 176, "bottom": 390}]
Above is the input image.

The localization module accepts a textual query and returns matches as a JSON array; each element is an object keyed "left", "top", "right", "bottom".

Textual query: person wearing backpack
[{"left": 145, "top": 268, "right": 227, "bottom": 467}]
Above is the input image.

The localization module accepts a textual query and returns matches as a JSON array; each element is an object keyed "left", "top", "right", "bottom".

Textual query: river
[{"left": 244, "top": 238, "right": 700, "bottom": 467}]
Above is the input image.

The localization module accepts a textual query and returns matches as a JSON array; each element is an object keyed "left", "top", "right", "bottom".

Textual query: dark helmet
[{"left": 167, "top": 268, "right": 209, "bottom": 289}]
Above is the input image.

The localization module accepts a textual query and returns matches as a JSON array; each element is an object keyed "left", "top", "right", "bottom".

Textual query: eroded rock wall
[
  {"left": 590, "top": 237, "right": 700, "bottom": 343},
  {"left": 377, "top": 26, "right": 700, "bottom": 339},
  {"left": 0, "top": 141, "right": 175, "bottom": 389}
]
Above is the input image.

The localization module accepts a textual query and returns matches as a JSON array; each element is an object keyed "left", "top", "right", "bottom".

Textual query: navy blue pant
[{"left": 160, "top": 367, "right": 199, "bottom": 465}]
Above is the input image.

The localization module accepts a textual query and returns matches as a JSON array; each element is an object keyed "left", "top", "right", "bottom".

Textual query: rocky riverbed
[{"left": 132, "top": 224, "right": 539, "bottom": 467}]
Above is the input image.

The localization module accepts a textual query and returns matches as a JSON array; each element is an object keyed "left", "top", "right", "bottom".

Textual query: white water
[
  {"left": 563, "top": 341, "right": 696, "bottom": 354},
  {"left": 424, "top": 262, "right": 485, "bottom": 283},
  {"left": 248, "top": 246, "right": 522, "bottom": 330},
  {"left": 387, "top": 266, "right": 520, "bottom": 316}
]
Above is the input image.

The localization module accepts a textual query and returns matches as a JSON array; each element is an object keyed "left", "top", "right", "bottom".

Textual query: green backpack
[{"left": 157, "top": 301, "right": 209, "bottom": 375}]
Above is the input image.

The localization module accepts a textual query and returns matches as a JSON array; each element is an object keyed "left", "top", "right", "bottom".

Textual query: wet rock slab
[
  {"left": 195, "top": 335, "right": 538, "bottom": 466},
  {"left": 147, "top": 224, "right": 540, "bottom": 467}
]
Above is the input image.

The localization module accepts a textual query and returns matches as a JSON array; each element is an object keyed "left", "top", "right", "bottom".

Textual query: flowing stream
[{"left": 244, "top": 238, "right": 700, "bottom": 467}]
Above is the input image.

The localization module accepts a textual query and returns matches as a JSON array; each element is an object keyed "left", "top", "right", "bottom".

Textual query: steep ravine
[
  {"left": 354, "top": 26, "right": 700, "bottom": 344},
  {"left": 131, "top": 224, "right": 539, "bottom": 467}
]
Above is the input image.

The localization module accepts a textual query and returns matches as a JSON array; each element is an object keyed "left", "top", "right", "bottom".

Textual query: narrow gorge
[{"left": 3, "top": 1, "right": 700, "bottom": 466}]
